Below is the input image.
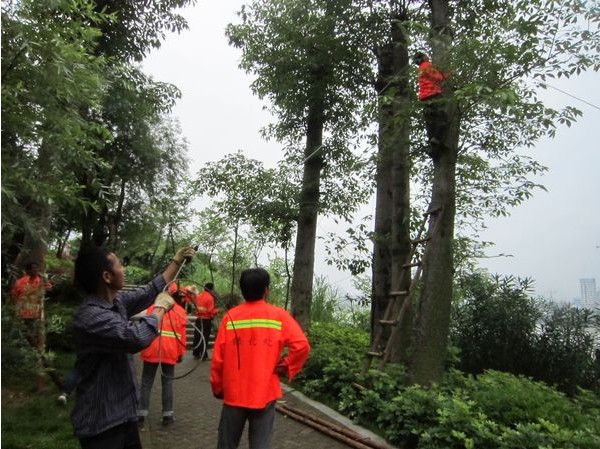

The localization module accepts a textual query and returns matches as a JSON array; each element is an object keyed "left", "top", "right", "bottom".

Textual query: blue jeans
[{"left": 138, "top": 362, "right": 174, "bottom": 417}]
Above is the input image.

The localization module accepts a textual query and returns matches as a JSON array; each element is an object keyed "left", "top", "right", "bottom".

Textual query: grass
[{"left": 1, "top": 351, "right": 78, "bottom": 449}]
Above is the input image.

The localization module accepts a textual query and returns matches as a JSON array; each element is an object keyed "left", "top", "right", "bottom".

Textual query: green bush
[
  {"left": 124, "top": 264, "right": 152, "bottom": 285},
  {"left": 294, "top": 321, "right": 600, "bottom": 449},
  {"left": 295, "top": 322, "right": 368, "bottom": 400},
  {"left": 451, "top": 273, "right": 600, "bottom": 395}
]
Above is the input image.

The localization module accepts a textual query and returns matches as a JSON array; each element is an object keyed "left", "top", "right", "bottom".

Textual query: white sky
[{"left": 143, "top": 2, "right": 600, "bottom": 302}]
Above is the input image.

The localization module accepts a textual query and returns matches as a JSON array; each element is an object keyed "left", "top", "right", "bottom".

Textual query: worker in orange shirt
[
  {"left": 413, "top": 51, "right": 451, "bottom": 149},
  {"left": 168, "top": 281, "right": 195, "bottom": 314},
  {"left": 210, "top": 268, "right": 310, "bottom": 449},
  {"left": 192, "top": 282, "right": 219, "bottom": 360},
  {"left": 11, "top": 261, "right": 52, "bottom": 349},
  {"left": 137, "top": 293, "right": 187, "bottom": 426}
]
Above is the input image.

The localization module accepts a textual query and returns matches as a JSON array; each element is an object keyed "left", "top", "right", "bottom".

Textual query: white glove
[{"left": 154, "top": 292, "right": 175, "bottom": 312}]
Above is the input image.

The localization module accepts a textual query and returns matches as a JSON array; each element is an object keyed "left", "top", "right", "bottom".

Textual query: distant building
[
  {"left": 573, "top": 297, "right": 582, "bottom": 308},
  {"left": 579, "top": 278, "right": 597, "bottom": 309}
]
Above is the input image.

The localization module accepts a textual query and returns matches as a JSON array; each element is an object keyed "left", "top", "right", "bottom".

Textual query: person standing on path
[
  {"left": 210, "top": 268, "right": 310, "bottom": 449},
  {"left": 193, "top": 282, "right": 220, "bottom": 360},
  {"left": 137, "top": 292, "right": 187, "bottom": 426},
  {"left": 70, "top": 245, "right": 195, "bottom": 449},
  {"left": 11, "top": 261, "right": 53, "bottom": 349},
  {"left": 11, "top": 261, "right": 53, "bottom": 391}
]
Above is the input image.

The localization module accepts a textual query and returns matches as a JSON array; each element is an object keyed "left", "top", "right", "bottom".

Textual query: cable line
[{"left": 538, "top": 81, "right": 600, "bottom": 111}]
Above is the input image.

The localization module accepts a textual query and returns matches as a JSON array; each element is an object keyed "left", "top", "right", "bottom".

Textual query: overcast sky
[{"left": 143, "top": 2, "right": 599, "bottom": 302}]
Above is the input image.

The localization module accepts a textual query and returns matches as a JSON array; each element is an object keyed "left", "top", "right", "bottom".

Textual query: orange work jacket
[
  {"left": 11, "top": 275, "right": 52, "bottom": 319},
  {"left": 194, "top": 290, "right": 219, "bottom": 319},
  {"left": 417, "top": 60, "right": 448, "bottom": 101},
  {"left": 141, "top": 303, "right": 187, "bottom": 365},
  {"left": 210, "top": 299, "right": 310, "bottom": 409}
]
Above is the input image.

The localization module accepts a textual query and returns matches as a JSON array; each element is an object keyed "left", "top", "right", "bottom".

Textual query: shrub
[{"left": 294, "top": 320, "right": 600, "bottom": 449}]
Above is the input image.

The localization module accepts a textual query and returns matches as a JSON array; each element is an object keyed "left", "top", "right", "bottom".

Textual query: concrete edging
[{"left": 280, "top": 384, "right": 395, "bottom": 448}]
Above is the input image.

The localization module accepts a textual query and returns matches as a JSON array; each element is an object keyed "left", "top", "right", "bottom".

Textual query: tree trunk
[
  {"left": 408, "top": 0, "right": 459, "bottom": 385},
  {"left": 371, "top": 42, "right": 394, "bottom": 340},
  {"left": 371, "top": 12, "right": 412, "bottom": 363},
  {"left": 14, "top": 201, "right": 51, "bottom": 272},
  {"left": 14, "top": 143, "right": 54, "bottom": 271},
  {"left": 387, "top": 20, "right": 412, "bottom": 364},
  {"left": 107, "top": 178, "right": 126, "bottom": 249},
  {"left": 231, "top": 223, "right": 239, "bottom": 296},
  {"left": 291, "top": 99, "right": 324, "bottom": 331}
]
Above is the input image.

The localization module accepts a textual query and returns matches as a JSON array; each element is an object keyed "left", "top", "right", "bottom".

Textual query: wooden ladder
[{"left": 362, "top": 207, "right": 441, "bottom": 374}]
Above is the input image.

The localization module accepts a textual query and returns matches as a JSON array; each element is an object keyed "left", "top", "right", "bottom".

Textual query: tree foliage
[
  {"left": 1, "top": 0, "right": 193, "bottom": 275},
  {"left": 452, "top": 272, "right": 600, "bottom": 395}
]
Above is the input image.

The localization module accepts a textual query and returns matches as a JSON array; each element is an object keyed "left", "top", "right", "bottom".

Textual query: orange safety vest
[
  {"left": 210, "top": 299, "right": 310, "bottom": 409},
  {"left": 417, "top": 60, "right": 448, "bottom": 101},
  {"left": 11, "top": 275, "right": 51, "bottom": 319},
  {"left": 141, "top": 303, "right": 187, "bottom": 365},
  {"left": 194, "top": 290, "right": 218, "bottom": 319}
]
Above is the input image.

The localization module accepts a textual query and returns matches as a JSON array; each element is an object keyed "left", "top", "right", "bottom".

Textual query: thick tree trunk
[
  {"left": 371, "top": 43, "right": 394, "bottom": 341},
  {"left": 371, "top": 13, "right": 412, "bottom": 362},
  {"left": 291, "top": 100, "right": 324, "bottom": 331},
  {"left": 408, "top": 0, "right": 458, "bottom": 385},
  {"left": 387, "top": 19, "right": 412, "bottom": 364}
]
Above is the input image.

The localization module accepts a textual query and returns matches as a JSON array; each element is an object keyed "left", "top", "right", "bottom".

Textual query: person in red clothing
[
  {"left": 168, "top": 281, "right": 195, "bottom": 313},
  {"left": 192, "top": 282, "right": 220, "bottom": 360},
  {"left": 137, "top": 293, "right": 187, "bottom": 426},
  {"left": 414, "top": 51, "right": 451, "bottom": 149},
  {"left": 11, "top": 262, "right": 52, "bottom": 349},
  {"left": 210, "top": 268, "right": 310, "bottom": 449}
]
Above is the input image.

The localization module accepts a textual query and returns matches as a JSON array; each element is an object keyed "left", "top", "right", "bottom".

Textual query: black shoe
[{"left": 162, "top": 416, "right": 174, "bottom": 426}]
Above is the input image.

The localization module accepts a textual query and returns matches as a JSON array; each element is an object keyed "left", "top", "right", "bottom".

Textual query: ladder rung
[
  {"left": 411, "top": 237, "right": 430, "bottom": 244},
  {"left": 389, "top": 290, "right": 408, "bottom": 297},
  {"left": 379, "top": 320, "right": 397, "bottom": 325},
  {"left": 366, "top": 351, "right": 384, "bottom": 358},
  {"left": 402, "top": 262, "right": 421, "bottom": 268}
]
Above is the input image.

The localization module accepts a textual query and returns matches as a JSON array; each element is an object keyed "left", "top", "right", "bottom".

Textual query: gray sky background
[{"left": 143, "top": 2, "right": 599, "bottom": 302}]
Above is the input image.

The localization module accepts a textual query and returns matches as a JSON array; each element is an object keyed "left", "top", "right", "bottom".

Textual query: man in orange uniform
[
  {"left": 413, "top": 51, "right": 451, "bottom": 148},
  {"left": 210, "top": 268, "right": 310, "bottom": 449},
  {"left": 192, "top": 282, "right": 219, "bottom": 360},
  {"left": 138, "top": 294, "right": 187, "bottom": 426},
  {"left": 11, "top": 262, "right": 52, "bottom": 349}
]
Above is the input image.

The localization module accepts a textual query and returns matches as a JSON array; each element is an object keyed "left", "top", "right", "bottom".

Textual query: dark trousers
[
  {"left": 192, "top": 317, "right": 212, "bottom": 358},
  {"left": 138, "top": 362, "right": 175, "bottom": 417},
  {"left": 423, "top": 93, "right": 447, "bottom": 146},
  {"left": 79, "top": 421, "right": 141, "bottom": 449},
  {"left": 217, "top": 401, "right": 276, "bottom": 449}
]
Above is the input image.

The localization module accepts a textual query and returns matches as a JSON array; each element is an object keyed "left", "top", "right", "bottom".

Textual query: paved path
[{"left": 136, "top": 350, "right": 392, "bottom": 449}]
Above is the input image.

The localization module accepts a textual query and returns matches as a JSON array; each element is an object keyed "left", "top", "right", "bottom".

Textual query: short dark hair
[
  {"left": 239, "top": 268, "right": 270, "bottom": 301},
  {"left": 204, "top": 282, "right": 214, "bottom": 291},
  {"left": 413, "top": 51, "right": 428, "bottom": 65},
  {"left": 74, "top": 246, "right": 114, "bottom": 294},
  {"left": 24, "top": 262, "right": 39, "bottom": 271}
]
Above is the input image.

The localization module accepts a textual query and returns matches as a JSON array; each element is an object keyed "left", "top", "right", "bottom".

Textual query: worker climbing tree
[{"left": 413, "top": 51, "right": 451, "bottom": 153}]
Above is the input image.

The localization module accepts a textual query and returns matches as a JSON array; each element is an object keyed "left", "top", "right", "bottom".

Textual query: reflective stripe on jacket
[
  {"left": 141, "top": 303, "right": 187, "bottom": 365},
  {"left": 210, "top": 299, "right": 310, "bottom": 409}
]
